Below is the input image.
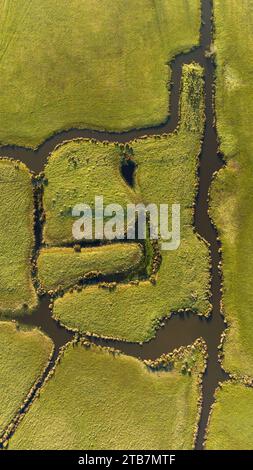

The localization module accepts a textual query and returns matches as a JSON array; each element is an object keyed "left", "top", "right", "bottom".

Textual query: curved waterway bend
[{"left": 0, "top": 0, "right": 227, "bottom": 450}]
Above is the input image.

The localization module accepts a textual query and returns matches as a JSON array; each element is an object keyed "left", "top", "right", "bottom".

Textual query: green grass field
[
  {"left": 8, "top": 340, "right": 205, "bottom": 450},
  {"left": 37, "top": 243, "right": 143, "bottom": 292},
  {"left": 50, "top": 64, "right": 210, "bottom": 342},
  {"left": 43, "top": 139, "right": 140, "bottom": 245},
  {"left": 0, "top": 159, "right": 37, "bottom": 316},
  {"left": 210, "top": 0, "right": 253, "bottom": 377},
  {"left": 0, "top": 322, "right": 53, "bottom": 438},
  {"left": 205, "top": 381, "right": 253, "bottom": 450},
  {"left": 0, "top": 0, "right": 200, "bottom": 148}
]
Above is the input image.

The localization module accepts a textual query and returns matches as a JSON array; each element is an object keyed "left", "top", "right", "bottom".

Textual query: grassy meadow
[
  {"left": 43, "top": 139, "right": 140, "bottom": 245},
  {"left": 0, "top": 159, "right": 37, "bottom": 316},
  {"left": 37, "top": 243, "right": 143, "bottom": 292},
  {"left": 210, "top": 0, "right": 253, "bottom": 377},
  {"left": 9, "top": 340, "right": 205, "bottom": 450},
  {"left": 0, "top": 322, "right": 53, "bottom": 437},
  {"left": 205, "top": 381, "right": 253, "bottom": 450},
  {"left": 48, "top": 64, "right": 210, "bottom": 342},
  {"left": 0, "top": 0, "right": 200, "bottom": 147}
]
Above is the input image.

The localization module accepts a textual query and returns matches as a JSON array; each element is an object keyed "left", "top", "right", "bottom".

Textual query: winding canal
[{"left": 0, "top": 0, "right": 227, "bottom": 450}]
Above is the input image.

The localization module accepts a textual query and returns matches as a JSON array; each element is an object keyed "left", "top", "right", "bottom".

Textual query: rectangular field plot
[
  {"left": 211, "top": 0, "right": 253, "bottom": 377},
  {"left": 0, "top": 322, "right": 53, "bottom": 437},
  {"left": 37, "top": 243, "right": 144, "bottom": 292},
  {"left": 9, "top": 340, "right": 206, "bottom": 450},
  {"left": 0, "top": 160, "right": 37, "bottom": 316},
  {"left": 0, "top": 0, "right": 200, "bottom": 147},
  {"left": 205, "top": 381, "right": 253, "bottom": 450}
]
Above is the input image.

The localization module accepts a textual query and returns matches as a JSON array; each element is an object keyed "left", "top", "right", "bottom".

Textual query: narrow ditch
[{"left": 0, "top": 0, "right": 227, "bottom": 450}]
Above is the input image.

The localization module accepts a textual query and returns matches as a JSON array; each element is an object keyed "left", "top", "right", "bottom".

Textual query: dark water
[{"left": 0, "top": 0, "right": 227, "bottom": 450}]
